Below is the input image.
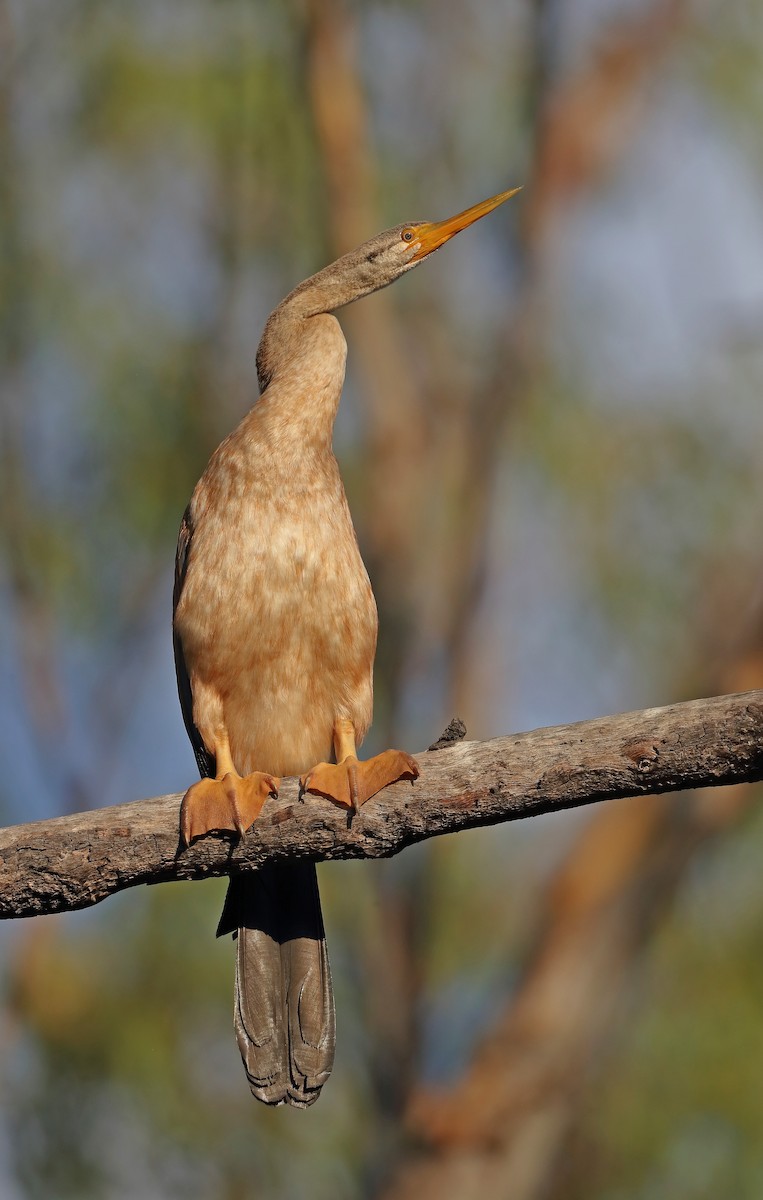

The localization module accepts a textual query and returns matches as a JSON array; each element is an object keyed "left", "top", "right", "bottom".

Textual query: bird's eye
[{"left": 401, "top": 228, "right": 415, "bottom": 243}]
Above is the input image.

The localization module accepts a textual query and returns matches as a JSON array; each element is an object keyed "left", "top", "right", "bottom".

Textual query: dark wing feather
[{"left": 173, "top": 505, "right": 214, "bottom": 780}]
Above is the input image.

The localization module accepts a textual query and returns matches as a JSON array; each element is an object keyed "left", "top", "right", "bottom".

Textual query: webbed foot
[
  {"left": 300, "top": 750, "right": 418, "bottom": 812},
  {"left": 180, "top": 771, "right": 279, "bottom": 846}
]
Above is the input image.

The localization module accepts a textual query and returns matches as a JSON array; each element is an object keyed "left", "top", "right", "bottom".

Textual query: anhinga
[{"left": 173, "top": 185, "right": 520, "bottom": 1107}]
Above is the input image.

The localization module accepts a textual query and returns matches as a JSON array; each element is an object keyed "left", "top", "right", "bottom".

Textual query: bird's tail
[{"left": 217, "top": 863, "right": 335, "bottom": 1108}]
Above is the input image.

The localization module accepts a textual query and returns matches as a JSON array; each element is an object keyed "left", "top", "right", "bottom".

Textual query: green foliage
[
  {"left": 569, "top": 798, "right": 763, "bottom": 1200},
  {"left": 3, "top": 0, "right": 763, "bottom": 1197}
]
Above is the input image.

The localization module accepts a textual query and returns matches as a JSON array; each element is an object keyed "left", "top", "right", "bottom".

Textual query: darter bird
[{"left": 173, "top": 185, "right": 520, "bottom": 1107}]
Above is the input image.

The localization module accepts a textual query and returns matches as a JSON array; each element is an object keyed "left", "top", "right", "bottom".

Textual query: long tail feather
[{"left": 218, "top": 863, "right": 335, "bottom": 1107}]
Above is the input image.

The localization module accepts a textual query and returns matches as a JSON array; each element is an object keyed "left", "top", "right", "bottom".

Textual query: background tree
[{"left": 2, "top": 1, "right": 763, "bottom": 1198}]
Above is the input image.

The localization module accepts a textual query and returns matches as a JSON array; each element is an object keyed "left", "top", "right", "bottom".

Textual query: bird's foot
[
  {"left": 300, "top": 750, "right": 419, "bottom": 812},
  {"left": 180, "top": 771, "right": 279, "bottom": 846}
]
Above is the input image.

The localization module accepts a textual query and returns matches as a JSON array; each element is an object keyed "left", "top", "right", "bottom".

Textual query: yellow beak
[{"left": 408, "top": 186, "right": 521, "bottom": 261}]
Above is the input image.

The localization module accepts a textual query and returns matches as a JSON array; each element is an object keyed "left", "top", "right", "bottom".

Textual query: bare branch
[{"left": 1, "top": 691, "right": 761, "bottom": 921}]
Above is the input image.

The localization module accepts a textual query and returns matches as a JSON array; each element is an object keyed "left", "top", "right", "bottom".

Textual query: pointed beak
[{"left": 408, "top": 186, "right": 521, "bottom": 262}]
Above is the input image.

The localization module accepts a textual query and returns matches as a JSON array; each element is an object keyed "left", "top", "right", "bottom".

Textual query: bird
[{"left": 172, "top": 184, "right": 520, "bottom": 1108}]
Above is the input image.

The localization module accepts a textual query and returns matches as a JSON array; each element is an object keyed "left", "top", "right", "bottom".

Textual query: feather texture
[
  {"left": 173, "top": 315, "right": 373, "bottom": 1106},
  {"left": 172, "top": 190, "right": 519, "bottom": 1105}
]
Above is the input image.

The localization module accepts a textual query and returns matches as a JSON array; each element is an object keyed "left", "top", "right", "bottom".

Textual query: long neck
[
  {"left": 252, "top": 307, "right": 348, "bottom": 455},
  {"left": 256, "top": 245, "right": 395, "bottom": 391}
]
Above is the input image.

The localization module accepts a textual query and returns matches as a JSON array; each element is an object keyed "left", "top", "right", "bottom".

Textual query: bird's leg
[
  {"left": 180, "top": 728, "right": 279, "bottom": 847},
  {"left": 300, "top": 718, "right": 419, "bottom": 812}
]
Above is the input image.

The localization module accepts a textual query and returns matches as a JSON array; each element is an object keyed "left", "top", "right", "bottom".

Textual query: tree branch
[{"left": 1, "top": 690, "right": 761, "bottom": 921}]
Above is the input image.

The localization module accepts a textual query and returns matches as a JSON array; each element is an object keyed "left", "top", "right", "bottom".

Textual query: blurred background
[{"left": 2, "top": 0, "right": 763, "bottom": 1196}]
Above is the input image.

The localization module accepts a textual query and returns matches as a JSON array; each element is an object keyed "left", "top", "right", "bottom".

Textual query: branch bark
[{"left": 1, "top": 690, "right": 761, "bottom": 921}]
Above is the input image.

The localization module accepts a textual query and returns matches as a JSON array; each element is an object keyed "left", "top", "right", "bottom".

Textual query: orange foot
[
  {"left": 300, "top": 751, "right": 419, "bottom": 812},
  {"left": 180, "top": 771, "right": 279, "bottom": 846}
]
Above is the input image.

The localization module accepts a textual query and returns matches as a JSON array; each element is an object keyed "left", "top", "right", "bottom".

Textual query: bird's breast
[{"left": 174, "top": 437, "right": 377, "bottom": 774}]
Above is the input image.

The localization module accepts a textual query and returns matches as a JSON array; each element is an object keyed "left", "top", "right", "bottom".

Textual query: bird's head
[
  {"left": 273, "top": 184, "right": 521, "bottom": 335},
  {"left": 348, "top": 185, "right": 522, "bottom": 293}
]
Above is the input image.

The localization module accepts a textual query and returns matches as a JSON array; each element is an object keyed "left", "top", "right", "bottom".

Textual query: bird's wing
[{"left": 173, "top": 506, "right": 215, "bottom": 780}]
